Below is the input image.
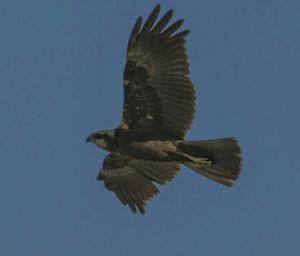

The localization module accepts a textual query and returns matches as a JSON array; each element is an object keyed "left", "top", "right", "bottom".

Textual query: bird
[{"left": 86, "top": 4, "right": 242, "bottom": 214}]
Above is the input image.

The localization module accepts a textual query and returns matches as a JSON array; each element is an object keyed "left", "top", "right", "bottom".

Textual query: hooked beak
[{"left": 86, "top": 135, "right": 92, "bottom": 143}]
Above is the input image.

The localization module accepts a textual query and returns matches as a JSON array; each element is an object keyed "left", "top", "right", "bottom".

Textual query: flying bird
[{"left": 86, "top": 4, "right": 242, "bottom": 214}]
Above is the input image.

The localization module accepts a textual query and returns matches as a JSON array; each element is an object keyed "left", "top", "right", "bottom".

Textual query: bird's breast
[{"left": 118, "top": 140, "right": 179, "bottom": 161}]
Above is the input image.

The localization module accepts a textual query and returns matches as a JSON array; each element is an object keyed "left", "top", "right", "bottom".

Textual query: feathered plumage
[{"left": 86, "top": 4, "right": 242, "bottom": 214}]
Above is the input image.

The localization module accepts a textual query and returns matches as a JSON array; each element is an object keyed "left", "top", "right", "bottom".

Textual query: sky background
[{"left": 1, "top": 0, "right": 299, "bottom": 255}]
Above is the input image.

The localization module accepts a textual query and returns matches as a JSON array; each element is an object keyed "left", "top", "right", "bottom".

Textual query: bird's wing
[
  {"left": 97, "top": 153, "right": 180, "bottom": 214},
  {"left": 120, "top": 4, "right": 196, "bottom": 139}
]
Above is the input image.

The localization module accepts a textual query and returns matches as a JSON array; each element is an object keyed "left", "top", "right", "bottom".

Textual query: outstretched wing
[
  {"left": 97, "top": 153, "right": 180, "bottom": 214},
  {"left": 121, "top": 4, "right": 196, "bottom": 139}
]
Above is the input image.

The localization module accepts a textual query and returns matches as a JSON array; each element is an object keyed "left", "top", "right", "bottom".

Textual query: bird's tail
[{"left": 177, "top": 138, "right": 242, "bottom": 186}]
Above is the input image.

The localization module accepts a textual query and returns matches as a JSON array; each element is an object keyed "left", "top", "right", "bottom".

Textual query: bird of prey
[{"left": 86, "top": 4, "right": 242, "bottom": 214}]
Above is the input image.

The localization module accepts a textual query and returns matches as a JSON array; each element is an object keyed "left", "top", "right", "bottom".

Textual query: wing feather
[
  {"left": 98, "top": 153, "right": 180, "bottom": 214},
  {"left": 127, "top": 17, "right": 143, "bottom": 52},
  {"left": 150, "top": 9, "right": 173, "bottom": 34},
  {"left": 121, "top": 4, "right": 196, "bottom": 139},
  {"left": 139, "top": 4, "right": 160, "bottom": 36}
]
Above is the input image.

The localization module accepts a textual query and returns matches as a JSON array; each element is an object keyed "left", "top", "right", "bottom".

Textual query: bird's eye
[{"left": 94, "top": 134, "right": 103, "bottom": 140}]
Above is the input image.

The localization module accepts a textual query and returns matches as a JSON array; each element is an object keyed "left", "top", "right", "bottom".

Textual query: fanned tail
[{"left": 178, "top": 138, "right": 242, "bottom": 186}]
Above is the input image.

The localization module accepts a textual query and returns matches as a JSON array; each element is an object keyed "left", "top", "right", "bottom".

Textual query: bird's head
[{"left": 86, "top": 129, "right": 114, "bottom": 151}]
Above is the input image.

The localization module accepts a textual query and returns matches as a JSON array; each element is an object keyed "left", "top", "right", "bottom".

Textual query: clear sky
[{"left": 1, "top": 0, "right": 299, "bottom": 255}]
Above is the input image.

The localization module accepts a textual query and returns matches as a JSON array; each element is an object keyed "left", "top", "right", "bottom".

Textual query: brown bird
[{"left": 86, "top": 4, "right": 242, "bottom": 214}]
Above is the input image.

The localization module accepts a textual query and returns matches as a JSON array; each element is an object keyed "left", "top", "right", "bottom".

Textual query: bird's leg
[{"left": 175, "top": 151, "right": 212, "bottom": 166}]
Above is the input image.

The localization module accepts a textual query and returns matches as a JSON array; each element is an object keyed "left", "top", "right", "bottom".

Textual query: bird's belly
[{"left": 119, "top": 140, "right": 180, "bottom": 161}]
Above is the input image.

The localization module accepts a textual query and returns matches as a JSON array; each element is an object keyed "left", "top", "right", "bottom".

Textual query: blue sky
[{"left": 1, "top": 0, "right": 299, "bottom": 255}]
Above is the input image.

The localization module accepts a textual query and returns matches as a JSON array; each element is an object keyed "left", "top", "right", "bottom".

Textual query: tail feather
[{"left": 178, "top": 137, "right": 242, "bottom": 186}]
